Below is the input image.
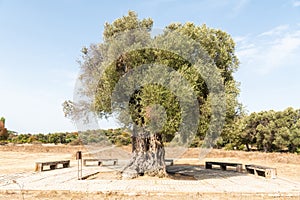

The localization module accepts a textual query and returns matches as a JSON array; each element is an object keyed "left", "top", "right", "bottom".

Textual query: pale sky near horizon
[{"left": 1, "top": 0, "right": 300, "bottom": 133}]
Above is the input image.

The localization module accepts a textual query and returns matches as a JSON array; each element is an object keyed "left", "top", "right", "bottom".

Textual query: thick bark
[
  {"left": 245, "top": 143, "right": 250, "bottom": 151},
  {"left": 121, "top": 127, "right": 167, "bottom": 179}
]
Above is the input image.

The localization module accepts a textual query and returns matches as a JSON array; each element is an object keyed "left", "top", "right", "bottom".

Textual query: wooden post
[{"left": 76, "top": 151, "right": 82, "bottom": 180}]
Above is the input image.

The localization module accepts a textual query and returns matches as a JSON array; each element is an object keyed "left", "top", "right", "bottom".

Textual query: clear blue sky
[{"left": 1, "top": 0, "right": 300, "bottom": 133}]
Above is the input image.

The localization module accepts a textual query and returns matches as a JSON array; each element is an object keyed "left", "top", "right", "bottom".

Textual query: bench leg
[
  {"left": 205, "top": 163, "right": 212, "bottom": 169},
  {"left": 63, "top": 163, "right": 69, "bottom": 168},
  {"left": 271, "top": 169, "right": 277, "bottom": 179},
  {"left": 221, "top": 165, "right": 226, "bottom": 171},
  {"left": 254, "top": 169, "right": 258, "bottom": 176},
  {"left": 35, "top": 163, "right": 42, "bottom": 172},
  {"left": 236, "top": 164, "right": 243, "bottom": 172},
  {"left": 246, "top": 168, "right": 254, "bottom": 174},
  {"left": 98, "top": 161, "right": 102, "bottom": 166},
  {"left": 265, "top": 169, "right": 271, "bottom": 178},
  {"left": 263, "top": 169, "right": 276, "bottom": 179},
  {"left": 50, "top": 165, "right": 56, "bottom": 170}
]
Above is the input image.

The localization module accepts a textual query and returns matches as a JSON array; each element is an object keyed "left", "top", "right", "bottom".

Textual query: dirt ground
[
  {"left": 185, "top": 148, "right": 300, "bottom": 182},
  {"left": 0, "top": 144, "right": 84, "bottom": 174},
  {"left": 1, "top": 190, "right": 299, "bottom": 200},
  {"left": 2, "top": 144, "right": 298, "bottom": 181},
  {"left": 0, "top": 144, "right": 299, "bottom": 199}
]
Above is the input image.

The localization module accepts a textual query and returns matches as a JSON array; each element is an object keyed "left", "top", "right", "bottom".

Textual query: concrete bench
[
  {"left": 35, "top": 160, "right": 70, "bottom": 172},
  {"left": 245, "top": 164, "right": 277, "bottom": 179},
  {"left": 205, "top": 161, "right": 243, "bottom": 172},
  {"left": 83, "top": 158, "right": 118, "bottom": 166},
  {"left": 165, "top": 159, "right": 174, "bottom": 166}
]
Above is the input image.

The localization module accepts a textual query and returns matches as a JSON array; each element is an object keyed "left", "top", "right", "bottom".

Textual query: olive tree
[{"left": 63, "top": 11, "right": 240, "bottom": 178}]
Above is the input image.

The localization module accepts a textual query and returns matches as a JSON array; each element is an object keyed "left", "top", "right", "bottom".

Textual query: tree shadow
[{"left": 166, "top": 164, "right": 248, "bottom": 181}]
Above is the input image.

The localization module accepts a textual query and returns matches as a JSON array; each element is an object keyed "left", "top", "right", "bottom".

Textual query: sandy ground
[
  {"left": 0, "top": 144, "right": 299, "bottom": 199},
  {"left": 0, "top": 144, "right": 84, "bottom": 175},
  {"left": 182, "top": 148, "right": 300, "bottom": 182}
]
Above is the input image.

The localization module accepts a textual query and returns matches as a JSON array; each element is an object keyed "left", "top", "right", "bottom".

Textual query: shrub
[
  {"left": 0, "top": 117, "right": 5, "bottom": 124},
  {"left": 68, "top": 139, "right": 82, "bottom": 146},
  {"left": 0, "top": 128, "right": 8, "bottom": 141}
]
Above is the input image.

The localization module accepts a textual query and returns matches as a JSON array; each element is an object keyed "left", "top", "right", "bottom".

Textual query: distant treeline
[
  {"left": 1, "top": 108, "right": 299, "bottom": 153},
  {"left": 1, "top": 131, "right": 79, "bottom": 145},
  {"left": 0, "top": 128, "right": 131, "bottom": 146}
]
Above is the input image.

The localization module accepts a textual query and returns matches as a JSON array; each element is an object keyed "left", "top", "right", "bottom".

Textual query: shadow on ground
[{"left": 166, "top": 164, "right": 247, "bottom": 181}]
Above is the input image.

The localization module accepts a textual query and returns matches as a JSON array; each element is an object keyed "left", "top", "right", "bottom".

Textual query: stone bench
[
  {"left": 205, "top": 161, "right": 243, "bottom": 172},
  {"left": 245, "top": 164, "right": 277, "bottom": 179},
  {"left": 35, "top": 160, "right": 70, "bottom": 172},
  {"left": 83, "top": 158, "right": 118, "bottom": 166}
]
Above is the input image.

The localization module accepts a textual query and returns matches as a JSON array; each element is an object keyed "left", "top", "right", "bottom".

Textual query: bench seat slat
[
  {"left": 245, "top": 164, "right": 277, "bottom": 179},
  {"left": 83, "top": 158, "right": 118, "bottom": 166},
  {"left": 35, "top": 160, "right": 70, "bottom": 172},
  {"left": 205, "top": 161, "right": 243, "bottom": 172}
]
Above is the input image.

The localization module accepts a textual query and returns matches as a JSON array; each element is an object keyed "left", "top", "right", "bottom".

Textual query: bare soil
[
  {"left": 0, "top": 144, "right": 299, "bottom": 199},
  {"left": 1, "top": 190, "right": 299, "bottom": 200},
  {"left": 185, "top": 148, "right": 300, "bottom": 182}
]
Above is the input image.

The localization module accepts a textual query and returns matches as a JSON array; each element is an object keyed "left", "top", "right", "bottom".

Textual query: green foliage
[
  {"left": 81, "top": 128, "right": 131, "bottom": 146},
  {"left": 103, "top": 10, "right": 153, "bottom": 41},
  {"left": 230, "top": 107, "right": 300, "bottom": 153},
  {"left": 6, "top": 132, "right": 78, "bottom": 144},
  {"left": 1, "top": 129, "right": 131, "bottom": 146},
  {"left": 48, "top": 133, "right": 61, "bottom": 144},
  {"left": 80, "top": 130, "right": 107, "bottom": 144},
  {"left": 35, "top": 133, "right": 48, "bottom": 143},
  {"left": 0, "top": 129, "right": 8, "bottom": 141},
  {"left": 11, "top": 134, "right": 30, "bottom": 143},
  {"left": 66, "top": 132, "right": 78, "bottom": 143},
  {"left": 0, "top": 117, "right": 5, "bottom": 124},
  {"left": 63, "top": 11, "right": 242, "bottom": 147}
]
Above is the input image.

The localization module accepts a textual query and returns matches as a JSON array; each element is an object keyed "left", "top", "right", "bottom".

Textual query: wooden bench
[
  {"left": 165, "top": 159, "right": 174, "bottom": 166},
  {"left": 83, "top": 158, "right": 118, "bottom": 166},
  {"left": 35, "top": 160, "right": 70, "bottom": 172},
  {"left": 245, "top": 164, "right": 277, "bottom": 179},
  {"left": 205, "top": 161, "right": 243, "bottom": 172}
]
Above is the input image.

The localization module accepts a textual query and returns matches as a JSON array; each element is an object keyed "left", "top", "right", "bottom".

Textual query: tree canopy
[
  {"left": 229, "top": 107, "right": 300, "bottom": 153},
  {"left": 63, "top": 11, "right": 241, "bottom": 149}
]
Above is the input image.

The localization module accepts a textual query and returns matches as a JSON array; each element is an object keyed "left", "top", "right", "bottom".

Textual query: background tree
[
  {"left": 0, "top": 128, "right": 8, "bottom": 141},
  {"left": 63, "top": 11, "right": 241, "bottom": 178},
  {"left": 230, "top": 107, "right": 300, "bottom": 153},
  {"left": 0, "top": 117, "right": 8, "bottom": 141}
]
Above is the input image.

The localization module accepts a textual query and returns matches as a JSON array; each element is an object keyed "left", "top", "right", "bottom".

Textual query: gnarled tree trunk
[{"left": 121, "top": 127, "right": 167, "bottom": 179}]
